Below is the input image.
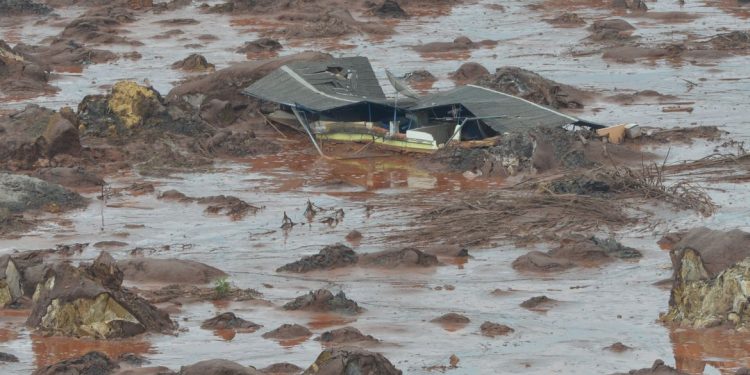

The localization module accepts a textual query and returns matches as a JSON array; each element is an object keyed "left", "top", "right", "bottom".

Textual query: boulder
[
  {"left": 277, "top": 244, "right": 359, "bottom": 273},
  {"left": 663, "top": 228, "right": 750, "bottom": 328},
  {"left": 283, "top": 289, "right": 363, "bottom": 315},
  {"left": 179, "top": 359, "right": 261, "bottom": 375},
  {"left": 474, "top": 67, "right": 591, "bottom": 109},
  {"left": 0, "top": 255, "right": 23, "bottom": 307},
  {"left": 117, "top": 258, "right": 227, "bottom": 285},
  {"left": 27, "top": 252, "right": 176, "bottom": 338},
  {"left": 32, "top": 351, "right": 119, "bottom": 375},
  {"left": 0, "top": 106, "right": 82, "bottom": 168},
  {"left": 201, "top": 312, "right": 261, "bottom": 331},
  {"left": 302, "top": 347, "right": 401, "bottom": 375},
  {"left": 172, "top": 54, "right": 215, "bottom": 72}
]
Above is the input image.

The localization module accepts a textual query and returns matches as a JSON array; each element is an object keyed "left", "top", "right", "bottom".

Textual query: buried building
[{"left": 243, "top": 56, "right": 603, "bottom": 153}]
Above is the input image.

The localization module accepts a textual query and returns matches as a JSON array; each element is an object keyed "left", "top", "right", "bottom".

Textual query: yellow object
[
  {"left": 596, "top": 124, "right": 627, "bottom": 144},
  {"left": 317, "top": 132, "right": 438, "bottom": 153},
  {"left": 107, "top": 81, "right": 158, "bottom": 129}
]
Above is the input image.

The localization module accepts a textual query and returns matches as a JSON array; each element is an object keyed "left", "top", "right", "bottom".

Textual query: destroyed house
[{"left": 243, "top": 57, "right": 601, "bottom": 153}]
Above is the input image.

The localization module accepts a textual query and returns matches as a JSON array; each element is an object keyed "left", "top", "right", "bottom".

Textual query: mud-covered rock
[
  {"left": 604, "top": 342, "right": 633, "bottom": 352},
  {"left": 367, "top": 0, "right": 408, "bottom": 18},
  {"left": 663, "top": 227, "right": 750, "bottom": 329},
  {"left": 259, "top": 363, "right": 303, "bottom": 374},
  {"left": 201, "top": 312, "right": 261, "bottom": 331},
  {"left": 262, "top": 323, "right": 312, "bottom": 340},
  {"left": 277, "top": 244, "right": 359, "bottom": 273},
  {"left": 480, "top": 321, "right": 514, "bottom": 337},
  {"left": 283, "top": 289, "right": 363, "bottom": 315},
  {"left": 27, "top": 252, "right": 176, "bottom": 338},
  {"left": 612, "top": 359, "right": 687, "bottom": 375},
  {"left": 59, "top": 11, "right": 139, "bottom": 46},
  {"left": 0, "top": 173, "right": 84, "bottom": 213},
  {"left": 32, "top": 351, "right": 119, "bottom": 375},
  {"left": 431, "top": 312, "right": 470, "bottom": 325},
  {"left": 117, "top": 258, "right": 227, "bottom": 285},
  {"left": 359, "top": 248, "right": 439, "bottom": 268},
  {"left": 236, "top": 38, "right": 283, "bottom": 55},
  {"left": 474, "top": 67, "right": 591, "bottom": 109},
  {"left": 0, "top": 255, "right": 23, "bottom": 307},
  {"left": 32, "top": 167, "right": 104, "bottom": 189},
  {"left": 520, "top": 295, "right": 557, "bottom": 311},
  {"left": 302, "top": 347, "right": 401, "bottom": 375},
  {"left": 0, "top": 352, "right": 19, "bottom": 362},
  {"left": 179, "top": 359, "right": 261, "bottom": 375},
  {"left": 0, "top": 105, "right": 82, "bottom": 169},
  {"left": 0, "top": 40, "right": 56, "bottom": 100},
  {"left": 513, "top": 236, "right": 641, "bottom": 272},
  {"left": 315, "top": 326, "right": 379, "bottom": 346},
  {"left": 404, "top": 69, "right": 436, "bottom": 84},
  {"left": 0, "top": 0, "right": 51, "bottom": 15},
  {"left": 546, "top": 12, "right": 586, "bottom": 27},
  {"left": 14, "top": 39, "right": 119, "bottom": 71},
  {"left": 588, "top": 19, "right": 636, "bottom": 42},
  {"left": 171, "top": 54, "right": 215, "bottom": 72},
  {"left": 611, "top": 0, "right": 647, "bottom": 11},
  {"left": 413, "top": 36, "right": 495, "bottom": 54}
]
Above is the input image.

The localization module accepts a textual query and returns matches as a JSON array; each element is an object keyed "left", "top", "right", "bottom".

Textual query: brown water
[{"left": 2, "top": 0, "right": 750, "bottom": 374}]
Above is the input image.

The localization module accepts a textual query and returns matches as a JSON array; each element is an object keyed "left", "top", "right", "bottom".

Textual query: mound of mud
[
  {"left": 15, "top": 39, "right": 119, "bottom": 70},
  {"left": 0, "top": 173, "right": 84, "bottom": 213},
  {"left": 260, "top": 363, "right": 303, "bottom": 374},
  {"left": 512, "top": 236, "right": 641, "bottom": 272},
  {"left": 59, "top": 8, "right": 140, "bottom": 46},
  {"left": 520, "top": 295, "right": 557, "bottom": 311},
  {"left": 315, "top": 326, "right": 379, "bottom": 346},
  {"left": 31, "top": 167, "right": 104, "bottom": 189},
  {"left": 359, "top": 248, "right": 439, "bottom": 268},
  {"left": 27, "top": 252, "right": 176, "bottom": 338},
  {"left": 663, "top": 227, "right": 750, "bottom": 329},
  {"left": 0, "top": 105, "right": 81, "bottom": 170},
  {"left": 588, "top": 19, "right": 637, "bottom": 42},
  {"left": 611, "top": 0, "right": 647, "bottom": 11},
  {"left": 201, "top": 312, "right": 261, "bottom": 331},
  {"left": 236, "top": 38, "right": 283, "bottom": 55},
  {"left": 612, "top": 359, "right": 687, "bottom": 375},
  {"left": 480, "top": 321, "right": 514, "bottom": 337},
  {"left": 158, "top": 190, "right": 261, "bottom": 219},
  {"left": 283, "top": 289, "right": 363, "bottom": 315},
  {"left": 431, "top": 312, "right": 470, "bottom": 324},
  {"left": 404, "top": 69, "right": 436, "bottom": 83},
  {"left": 172, "top": 53, "right": 215, "bottom": 72},
  {"left": 303, "top": 347, "right": 401, "bottom": 375},
  {"left": 546, "top": 12, "right": 586, "bottom": 27},
  {"left": 413, "top": 36, "right": 495, "bottom": 54},
  {"left": 117, "top": 258, "right": 227, "bottom": 284},
  {"left": 262, "top": 323, "right": 312, "bottom": 340},
  {"left": 277, "top": 244, "right": 358, "bottom": 273},
  {"left": 474, "top": 67, "right": 591, "bottom": 109},
  {"left": 0, "top": 41, "right": 57, "bottom": 101},
  {"left": 180, "top": 359, "right": 260, "bottom": 375},
  {"left": 450, "top": 62, "right": 489, "bottom": 83},
  {"left": 0, "top": 0, "right": 51, "bottom": 15}
]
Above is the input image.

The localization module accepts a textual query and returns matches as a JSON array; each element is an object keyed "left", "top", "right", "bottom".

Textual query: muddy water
[{"left": 3, "top": 0, "right": 750, "bottom": 374}]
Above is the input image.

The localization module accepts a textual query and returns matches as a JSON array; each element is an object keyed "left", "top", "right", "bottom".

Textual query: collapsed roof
[
  {"left": 243, "top": 56, "right": 601, "bottom": 132},
  {"left": 243, "top": 56, "right": 393, "bottom": 112}
]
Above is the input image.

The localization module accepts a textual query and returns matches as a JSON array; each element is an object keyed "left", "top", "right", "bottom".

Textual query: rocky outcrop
[
  {"left": 0, "top": 106, "right": 82, "bottom": 169},
  {"left": 117, "top": 258, "right": 227, "bottom": 284},
  {"left": 172, "top": 54, "right": 215, "bottom": 72},
  {"left": 0, "top": 255, "right": 23, "bottom": 307},
  {"left": 512, "top": 236, "right": 641, "bottom": 272},
  {"left": 302, "top": 348, "right": 401, "bottom": 375},
  {"left": 663, "top": 227, "right": 750, "bottom": 329},
  {"left": 27, "top": 252, "right": 176, "bottom": 338},
  {"left": 283, "top": 289, "right": 363, "bottom": 315},
  {"left": 201, "top": 312, "right": 261, "bottom": 331},
  {"left": 474, "top": 67, "right": 591, "bottom": 109},
  {"left": 277, "top": 244, "right": 359, "bottom": 273}
]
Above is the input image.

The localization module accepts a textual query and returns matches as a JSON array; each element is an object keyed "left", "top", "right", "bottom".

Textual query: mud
[
  {"left": 474, "top": 67, "right": 593, "bottom": 109},
  {"left": 158, "top": 190, "right": 261, "bottom": 219},
  {"left": 513, "top": 236, "right": 641, "bottom": 272},
  {"left": 449, "top": 61, "right": 490, "bottom": 84},
  {"left": 314, "top": 326, "right": 379, "bottom": 346},
  {"left": 283, "top": 289, "right": 362, "bottom": 315},
  {"left": 613, "top": 359, "right": 687, "bottom": 375},
  {"left": 117, "top": 258, "right": 227, "bottom": 284},
  {"left": 261, "top": 324, "right": 312, "bottom": 341}
]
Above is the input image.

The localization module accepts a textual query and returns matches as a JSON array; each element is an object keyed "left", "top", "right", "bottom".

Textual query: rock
[
  {"left": 0, "top": 352, "right": 19, "bottom": 362},
  {"left": 512, "top": 236, "right": 641, "bottom": 272},
  {"left": 0, "top": 255, "right": 23, "bottom": 307},
  {"left": 315, "top": 326, "right": 379, "bottom": 346},
  {"left": 179, "top": 359, "right": 261, "bottom": 375},
  {"left": 31, "top": 167, "right": 104, "bottom": 189},
  {"left": 262, "top": 324, "right": 312, "bottom": 340},
  {"left": 480, "top": 321, "right": 514, "bottom": 337},
  {"left": 0, "top": 0, "right": 51, "bottom": 15},
  {"left": 663, "top": 227, "right": 750, "bottom": 328},
  {"left": 117, "top": 258, "right": 227, "bottom": 285},
  {"left": 236, "top": 38, "right": 283, "bottom": 54},
  {"left": 368, "top": 0, "right": 409, "bottom": 19},
  {"left": 604, "top": 342, "right": 633, "bottom": 352},
  {"left": 27, "top": 252, "right": 176, "bottom": 338},
  {"left": 172, "top": 54, "right": 215, "bottom": 72},
  {"left": 302, "top": 347, "right": 401, "bottom": 375},
  {"left": 201, "top": 312, "right": 262, "bottom": 331},
  {"left": 547, "top": 13, "right": 586, "bottom": 26},
  {"left": 431, "top": 312, "right": 470, "bottom": 325},
  {"left": 259, "top": 363, "right": 303, "bottom": 374},
  {"left": 0, "top": 41, "right": 56, "bottom": 100},
  {"left": 0, "top": 173, "right": 84, "bottom": 213},
  {"left": 0, "top": 105, "right": 82, "bottom": 169},
  {"left": 283, "top": 289, "right": 363, "bottom": 315},
  {"left": 32, "top": 351, "right": 119, "bottom": 375},
  {"left": 359, "top": 248, "right": 439, "bottom": 268},
  {"left": 474, "top": 67, "right": 591, "bottom": 109},
  {"left": 612, "top": 359, "right": 687, "bottom": 375},
  {"left": 520, "top": 295, "right": 557, "bottom": 311},
  {"left": 277, "top": 244, "right": 359, "bottom": 273},
  {"left": 450, "top": 62, "right": 490, "bottom": 83}
]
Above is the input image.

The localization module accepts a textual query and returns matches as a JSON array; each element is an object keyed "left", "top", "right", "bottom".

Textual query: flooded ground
[{"left": 2, "top": 0, "right": 750, "bottom": 374}]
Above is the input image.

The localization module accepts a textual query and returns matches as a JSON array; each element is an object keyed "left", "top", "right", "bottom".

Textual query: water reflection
[
  {"left": 31, "top": 334, "right": 154, "bottom": 368},
  {"left": 670, "top": 326, "right": 750, "bottom": 374}
]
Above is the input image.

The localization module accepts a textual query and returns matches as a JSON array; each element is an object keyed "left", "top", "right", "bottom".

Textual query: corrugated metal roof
[
  {"left": 411, "top": 85, "right": 595, "bottom": 133},
  {"left": 243, "top": 56, "right": 390, "bottom": 112}
]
